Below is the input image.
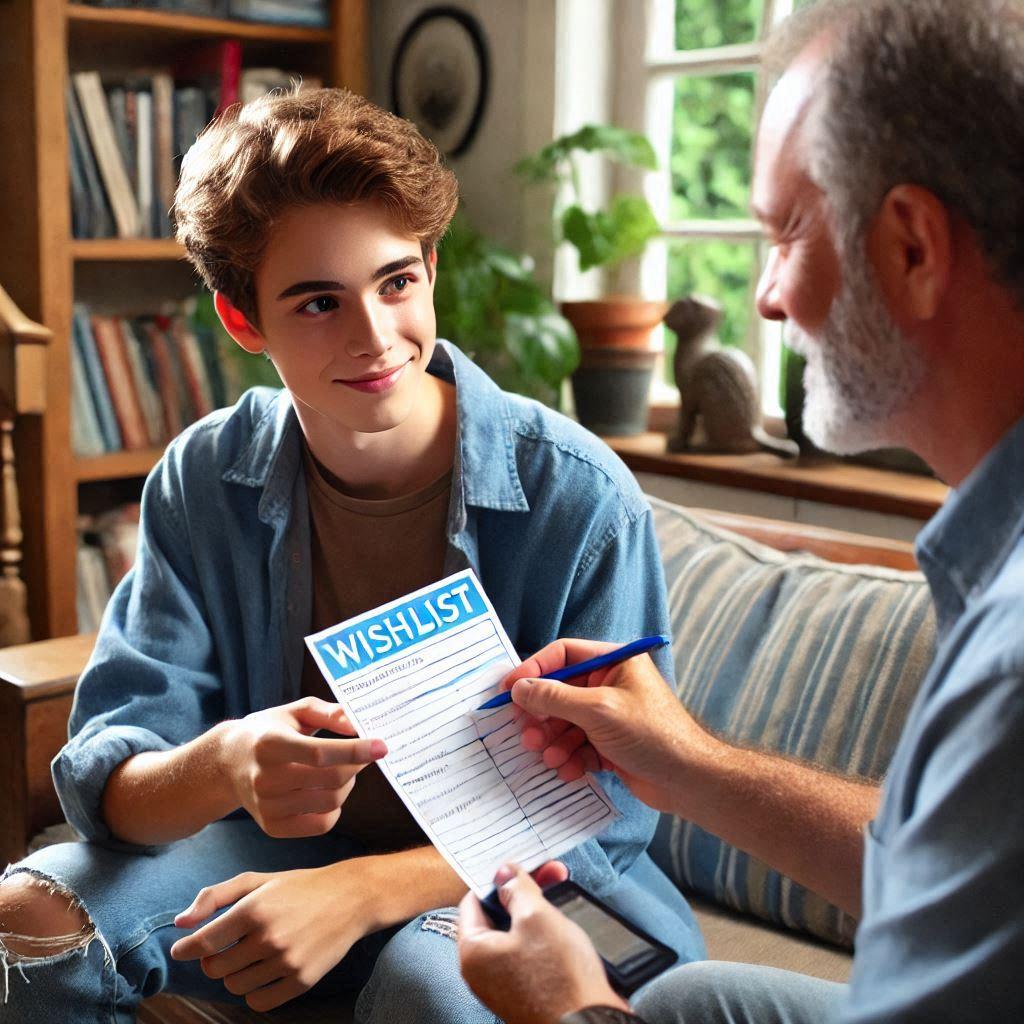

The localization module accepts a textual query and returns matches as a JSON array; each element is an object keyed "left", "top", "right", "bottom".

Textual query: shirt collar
[
  {"left": 223, "top": 339, "right": 529, "bottom": 517},
  {"left": 915, "top": 415, "right": 1024, "bottom": 635}
]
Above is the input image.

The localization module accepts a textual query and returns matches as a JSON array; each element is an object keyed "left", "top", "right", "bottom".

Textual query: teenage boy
[{"left": 0, "top": 89, "right": 703, "bottom": 1022}]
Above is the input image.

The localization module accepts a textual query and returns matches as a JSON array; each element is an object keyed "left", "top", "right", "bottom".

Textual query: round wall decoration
[{"left": 390, "top": 6, "right": 490, "bottom": 158}]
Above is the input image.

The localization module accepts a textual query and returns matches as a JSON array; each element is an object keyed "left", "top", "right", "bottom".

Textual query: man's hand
[
  {"left": 458, "top": 865, "right": 628, "bottom": 1024},
  {"left": 219, "top": 696, "right": 387, "bottom": 838},
  {"left": 503, "top": 639, "right": 717, "bottom": 815},
  {"left": 170, "top": 863, "right": 371, "bottom": 1012}
]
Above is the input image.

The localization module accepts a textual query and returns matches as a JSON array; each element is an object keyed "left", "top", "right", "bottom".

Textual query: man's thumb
[
  {"left": 511, "top": 677, "right": 595, "bottom": 727},
  {"left": 499, "top": 867, "right": 547, "bottom": 921}
]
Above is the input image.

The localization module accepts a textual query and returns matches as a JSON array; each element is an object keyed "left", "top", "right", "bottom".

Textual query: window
[{"left": 622, "top": 0, "right": 807, "bottom": 415}]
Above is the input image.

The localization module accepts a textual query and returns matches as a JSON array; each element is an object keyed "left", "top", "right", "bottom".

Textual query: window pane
[
  {"left": 663, "top": 239, "right": 758, "bottom": 384},
  {"left": 675, "top": 0, "right": 763, "bottom": 50},
  {"left": 670, "top": 73, "right": 754, "bottom": 221}
]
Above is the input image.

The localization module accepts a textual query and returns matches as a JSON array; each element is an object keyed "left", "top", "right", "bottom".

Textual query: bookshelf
[{"left": 0, "top": 0, "right": 368, "bottom": 639}]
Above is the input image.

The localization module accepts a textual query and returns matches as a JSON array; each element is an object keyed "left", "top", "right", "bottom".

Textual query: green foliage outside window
[
  {"left": 675, "top": 0, "right": 762, "bottom": 49},
  {"left": 667, "top": 1, "right": 762, "bottom": 374}
]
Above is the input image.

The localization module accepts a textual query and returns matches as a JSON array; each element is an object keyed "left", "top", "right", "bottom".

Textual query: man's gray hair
[{"left": 767, "top": 0, "right": 1024, "bottom": 306}]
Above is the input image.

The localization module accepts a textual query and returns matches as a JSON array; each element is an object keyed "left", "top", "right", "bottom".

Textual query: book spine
[
  {"left": 73, "top": 306, "right": 122, "bottom": 451},
  {"left": 91, "top": 314, "right": 149, "bottom": 450},
  {"left": 70, "top": 340, "right": 107, "bottom": 457},
  {"left": 72, "top": 71, "right": 142, "bottom": 238},
  {"left": 119, "top": 317, "right": 166, "bottom": 446},
  {"left": 151, "top": 72, "right": 176, "bottom": 238}
]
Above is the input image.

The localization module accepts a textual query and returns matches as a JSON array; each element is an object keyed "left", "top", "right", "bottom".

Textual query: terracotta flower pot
[{"left": 560, "top": 297, "right": 669, "bottom": 351}]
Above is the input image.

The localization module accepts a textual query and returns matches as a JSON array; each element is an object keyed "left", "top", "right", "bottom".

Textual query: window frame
[{"left": 615, "top": 0, "right": 799, "bottom": 414}]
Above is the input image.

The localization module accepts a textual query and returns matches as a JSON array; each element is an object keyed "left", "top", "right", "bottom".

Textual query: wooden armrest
[
  {"left": 0, "top": 631, "right": 96, "bottom": 698},
  {"left": 690, "top": 507, "right": 918, "bottom": 571},
  {"left": 0, "top": 632, "right": 96, "bottom": 864},
  {"left": 0, "top": 283, "right": 50, "bottom": 415}
]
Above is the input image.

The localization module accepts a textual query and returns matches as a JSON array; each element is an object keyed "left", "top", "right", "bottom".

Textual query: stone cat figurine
[{"left": 667, "top": 295, "right": 799, "bottom": 457}]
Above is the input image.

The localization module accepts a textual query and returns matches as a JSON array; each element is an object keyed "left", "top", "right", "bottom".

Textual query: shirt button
[{"left": 291, "top": 551, "right": 301, "bottom": 564}]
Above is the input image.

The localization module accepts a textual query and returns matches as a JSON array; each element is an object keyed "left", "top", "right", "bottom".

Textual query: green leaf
[{"left": 561, "top": 197, "right": 661, "bottom": 272}]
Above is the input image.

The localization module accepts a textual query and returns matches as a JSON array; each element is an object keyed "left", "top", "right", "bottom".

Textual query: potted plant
[
  {"left": 433, "top": 212, "right": 579, "bottom": 409},
  {"left": 515, "top": 124, "right": 665, "bottom": 434}
]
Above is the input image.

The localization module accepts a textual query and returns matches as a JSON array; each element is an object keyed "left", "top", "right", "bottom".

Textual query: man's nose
[
  {"left": 756, "top": 248, "right": 785, "bottom": 323},
  {"left": 345, "top": 301, "right": 389, "bottom": 357}
]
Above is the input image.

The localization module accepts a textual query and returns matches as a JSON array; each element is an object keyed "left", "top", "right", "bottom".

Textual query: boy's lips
[{"left": 337, "top": 361, "right": 409, "bottom": 394}]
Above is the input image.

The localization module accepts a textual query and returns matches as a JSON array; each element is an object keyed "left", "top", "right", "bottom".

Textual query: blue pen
[{"left": 475, "top": 634, "right": 670, "bottom": 711}]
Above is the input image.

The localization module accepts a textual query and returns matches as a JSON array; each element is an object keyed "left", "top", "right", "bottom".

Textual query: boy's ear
[
  {"left": 427, "top": 247, "right": 438, "bottom": 289},
  {"left": 214, "top": 292, "right": 266, "bottom": 354}
]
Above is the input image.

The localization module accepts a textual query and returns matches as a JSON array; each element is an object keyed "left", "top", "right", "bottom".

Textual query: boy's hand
[
  {"left": 171, "top": 864, "right": 369, "bottom": 1012},
  {"left": 458, "top": 864, "right": 627, "bottom": 1024},
  {"left": 219, "top": 696, "right": 386, "bottom": 838}
]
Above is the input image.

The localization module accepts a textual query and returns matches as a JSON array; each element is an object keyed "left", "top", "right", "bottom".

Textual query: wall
[{"left": 370, "top": 0, "right": 548, "bottom": 254}]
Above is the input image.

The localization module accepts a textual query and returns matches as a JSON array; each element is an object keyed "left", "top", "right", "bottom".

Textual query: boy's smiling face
[{"left": 226, "top": 200, "right": 439, "bottom": 437}]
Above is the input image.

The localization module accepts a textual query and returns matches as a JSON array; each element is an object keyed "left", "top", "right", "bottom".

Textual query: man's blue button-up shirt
[{"left": 846, "top": 416, "right": 1024, "bottom": 1022}]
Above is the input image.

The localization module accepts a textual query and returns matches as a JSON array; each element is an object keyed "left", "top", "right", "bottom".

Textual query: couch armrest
[
  {"left": 691, "top": 508, "right": 918, "bottom": 571},
  {"left": 0, "top": 632, "right": 95, "bottom": 865}
]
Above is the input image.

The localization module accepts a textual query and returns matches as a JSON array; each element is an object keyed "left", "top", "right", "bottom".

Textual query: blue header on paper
[{"left": 315, "top": 576, "right": 488, "bottom": 681}]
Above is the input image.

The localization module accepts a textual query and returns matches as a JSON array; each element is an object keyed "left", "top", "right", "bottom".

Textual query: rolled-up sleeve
[{"left": 52, "top": 448, "right": 225, "bottom": 842}]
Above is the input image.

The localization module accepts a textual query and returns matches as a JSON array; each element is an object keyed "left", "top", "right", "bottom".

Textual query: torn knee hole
[{"left": 0, "top": 874, "right": 94, "bottom": 959}]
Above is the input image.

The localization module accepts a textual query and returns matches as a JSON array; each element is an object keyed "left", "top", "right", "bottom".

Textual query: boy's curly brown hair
[{"left": 173, "top": 87, "right": 459, "bottom": 325}]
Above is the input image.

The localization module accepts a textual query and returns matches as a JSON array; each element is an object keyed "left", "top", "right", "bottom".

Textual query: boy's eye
[
  {"left": 381, "top": 274, "right": 412, "bottom": 296},
  {"left": 299, "top": 296, "right": 338, "bottom": 315}
]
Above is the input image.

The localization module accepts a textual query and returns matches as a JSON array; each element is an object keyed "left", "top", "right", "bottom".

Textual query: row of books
[
  {"left": 77, "top": 504, "right": 140, "bottom": 633},
  {"left": 77, "top": 1, "right": 329, "bottom": 26},
  {"left": 68, "top": 58, "right": 320, "bottom": 239},
  {"left": 71, "top": 303, "right": 244, "bottom": 456}
]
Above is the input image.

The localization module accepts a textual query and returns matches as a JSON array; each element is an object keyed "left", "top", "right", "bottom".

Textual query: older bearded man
[{"left": 457, "top": 1, "right": 1024, "bottom": 1023}]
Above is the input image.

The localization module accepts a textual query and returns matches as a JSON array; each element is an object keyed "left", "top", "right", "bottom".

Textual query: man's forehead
[{"left": 752, "top": 51, "right": 827, "bottom": 220}]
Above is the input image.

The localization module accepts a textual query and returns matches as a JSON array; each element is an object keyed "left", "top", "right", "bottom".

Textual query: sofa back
[{"left": 648, "top": 497, "right": 936, "bottom": 948}]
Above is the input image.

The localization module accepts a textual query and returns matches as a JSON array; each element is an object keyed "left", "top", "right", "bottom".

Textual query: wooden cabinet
[{"left": 0, "top": 1, "right": 367, "bottom": 639}]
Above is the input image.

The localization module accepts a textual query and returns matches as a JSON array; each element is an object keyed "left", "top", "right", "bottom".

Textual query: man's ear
[
  {"left": 867, "top": 185, "right": 952, "bottom": 322},
  {"left": 214, "top": 292, "right": 266, "bottom": 354}
]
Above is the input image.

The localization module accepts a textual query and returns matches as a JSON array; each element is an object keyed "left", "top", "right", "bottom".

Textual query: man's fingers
[
  {"left": 497, "top": 865, "right": 547, "bottom": 919},
  {"left": 542, "top": 726, "right": 588, "bottom": 769},
  {"left": 531, "top": 860, "right": 570, "bottom": 889},
  {"left": 457, "top": 890, "right": 494, "bottom": 941},
  {"left": 502, "top": 639, "right": 619, "bottom": 690},
  {"left": 510, "top": 677, "right": 606, "bottom": 731}
]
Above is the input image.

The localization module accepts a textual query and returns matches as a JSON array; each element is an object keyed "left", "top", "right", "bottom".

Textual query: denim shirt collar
[
  {"left": 219, "top": 340, "right": 530, "bottom": 526},
  {"left": 915, "top": 414, "right": 1024, "bottom": 636}
]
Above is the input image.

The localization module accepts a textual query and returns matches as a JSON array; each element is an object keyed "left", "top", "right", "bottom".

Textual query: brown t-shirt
[{"left": 301, "top": 445, "right": 452, "bottom": 852}]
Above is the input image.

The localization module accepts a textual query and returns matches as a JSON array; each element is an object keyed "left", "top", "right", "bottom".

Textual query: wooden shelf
[
  {"left": 66, "top": 4, "right": 332, "bottom": 44},
  {"left": 75, "top": 448, "right": 164, "bottom": 483},
  {"left": 2, "top": 0, "right": 366, "bottom": 638},
  {"left": 71, "top": 238, "right": 186, "bottom": 261},
  {"left": 607, "top": 433, "right": 949, "bottom": 521}
]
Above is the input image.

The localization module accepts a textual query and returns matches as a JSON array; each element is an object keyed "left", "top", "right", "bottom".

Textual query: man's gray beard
[{"left": 784, "top": 246, "right": 924, "bottom": 455}]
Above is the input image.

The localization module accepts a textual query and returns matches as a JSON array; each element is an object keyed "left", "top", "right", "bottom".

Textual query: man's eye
[
  {"left": 382, "top": 275, "right": 411, "bottom": 295},
  {"left": 300, "top": 296, "right": 338, "bottom": 315}
]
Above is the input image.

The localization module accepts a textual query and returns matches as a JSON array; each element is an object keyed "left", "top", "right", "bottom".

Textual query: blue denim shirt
[
  {"left": 53, "top": 342, "right": 674, "bottom": 899},
  {"left": 845, "top": 415, "right": 1024, "bottom": 1022}
]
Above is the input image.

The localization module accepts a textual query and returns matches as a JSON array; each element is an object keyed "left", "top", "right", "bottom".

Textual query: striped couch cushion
[{"left": 647, "top": 497, "right": 936, "bottom": 948}]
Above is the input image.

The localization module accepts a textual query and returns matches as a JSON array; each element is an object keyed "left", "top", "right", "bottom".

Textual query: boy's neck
[{"left": 296, "top": 374, "right": 457, "bottom": 501}]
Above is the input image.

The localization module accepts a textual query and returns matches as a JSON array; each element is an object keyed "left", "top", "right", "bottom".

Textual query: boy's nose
[{"left": 345, "top": 303, "right": 390, "bottom": 358}]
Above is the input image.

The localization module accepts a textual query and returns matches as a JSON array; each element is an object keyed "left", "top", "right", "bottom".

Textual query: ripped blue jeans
[{"left": 0, "top": 819, "right": 495, "bottom": 1023}]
